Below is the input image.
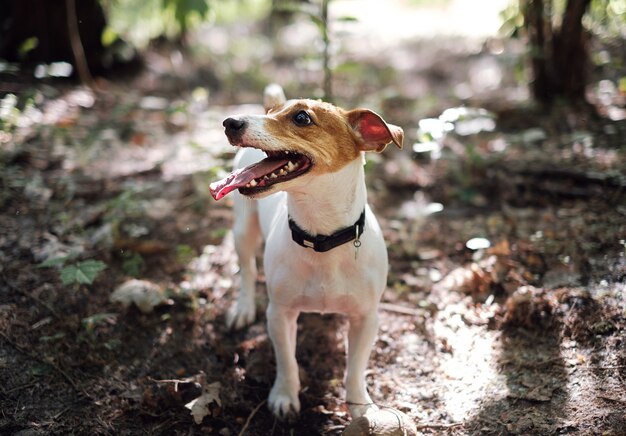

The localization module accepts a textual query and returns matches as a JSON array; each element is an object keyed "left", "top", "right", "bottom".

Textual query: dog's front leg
[
  {"left": 345, "top": 312, "right": 379, "bottom": 418},
  {"left": 227, "top": 196, "right": 260, "bottom": 330},
  {"left": 267, "top": 302, "right": 301, "bottom": 418}
]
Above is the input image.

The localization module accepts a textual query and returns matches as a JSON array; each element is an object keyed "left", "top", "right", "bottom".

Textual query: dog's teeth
[
  {"left": 287, "top": 161, "right": 295, "bottom": 171},
  {"left": 250, "top": 179, "right": 258, "bottom": 187},
  {"left": 270, "top": 173, "right": 278, "bottom": 179},
  {"left": 279, "top": 169, "right": 286, "bottom": 176}
]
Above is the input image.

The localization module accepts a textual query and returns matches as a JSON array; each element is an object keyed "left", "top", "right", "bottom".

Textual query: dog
[{"left": 210, "top": 84, "right": 403, "bottom": 420}]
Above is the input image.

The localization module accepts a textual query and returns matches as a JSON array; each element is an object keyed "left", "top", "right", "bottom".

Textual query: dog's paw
[
  {"left": 225, "top": 299, "right": 256, "bottom": 330},
  {"left": 268, "top": 382, "right": 300, "bottom": 420}
]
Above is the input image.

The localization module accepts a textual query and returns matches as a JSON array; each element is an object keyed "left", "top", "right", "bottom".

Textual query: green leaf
[
  {"left": 38, "top": 250, "right": 81, "bottom": 269},
  {"left": 18, "top": 37, "right": 39, "bottom": 58},
  {"left": 30, "top": 363, "right": 52, "bottom": 376},
  {"left": 60, "top": 260, "right": 107, "bottom": 285},
  {"left": 337, "top": 15, "right": 358, "bottom": 22},
  {"left": 38, "top": 255, "right": 70, "bottom": 268},
  {"left": 101, "top": 26, "right": 119, "bottom": 48},
  {"left": 618, "top": 77, "right": 626, "bottom": 94},
  {"left": 122, "top": 251, "right": 144, "bottom": 278},
  {"left": 176, "top": 244, "right": 197, "bottom": 265}
]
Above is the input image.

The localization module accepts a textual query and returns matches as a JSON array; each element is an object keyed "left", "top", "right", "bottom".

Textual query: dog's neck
[{"left": 286, "top": 157, "right": 366, "bottom": 236}]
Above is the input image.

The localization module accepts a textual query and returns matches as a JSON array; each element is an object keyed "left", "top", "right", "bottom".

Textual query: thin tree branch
[{"left": 65, "top": 0, "right": 95, "bottom": 88}]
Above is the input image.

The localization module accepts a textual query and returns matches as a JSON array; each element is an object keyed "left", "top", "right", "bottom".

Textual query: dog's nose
[{"left": 223, "top": 117, "right": 247, "bottom": 140}]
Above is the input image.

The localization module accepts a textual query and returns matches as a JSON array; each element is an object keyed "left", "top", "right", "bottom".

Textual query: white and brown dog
[{"left": 210, "top": 85, "right": 403, "bottom": 419}]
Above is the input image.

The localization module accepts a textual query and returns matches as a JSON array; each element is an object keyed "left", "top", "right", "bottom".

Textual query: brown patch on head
[{"left": 264, "top": 99, "right": 403, "bottom": 174}]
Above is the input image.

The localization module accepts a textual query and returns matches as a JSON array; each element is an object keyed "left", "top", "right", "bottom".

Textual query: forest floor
[{"left": 1, "top": 2, "right": 626, "bottom": 435}]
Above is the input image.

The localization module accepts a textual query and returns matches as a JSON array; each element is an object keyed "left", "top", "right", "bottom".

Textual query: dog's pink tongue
[{"left": 209, "top": 158, "right": 288, "bottom": 200}]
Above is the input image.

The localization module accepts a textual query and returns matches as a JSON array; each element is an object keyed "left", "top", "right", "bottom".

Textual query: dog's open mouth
[{"left": 209, "top": 150, "right": 312, "bottom": 200}]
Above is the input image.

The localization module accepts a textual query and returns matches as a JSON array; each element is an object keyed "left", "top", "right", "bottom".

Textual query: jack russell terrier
[{"left": 210, "top": 85, "right": 403, "bottom": 420}]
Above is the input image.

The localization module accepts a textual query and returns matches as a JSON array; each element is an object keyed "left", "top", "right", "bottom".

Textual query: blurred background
[{"left": 2, "top": 0, "right": 624, "bottom": 107}]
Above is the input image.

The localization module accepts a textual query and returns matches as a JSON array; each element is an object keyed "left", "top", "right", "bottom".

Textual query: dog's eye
[{"left": 293, "top": 110, "right": 312, "bottom": 127}]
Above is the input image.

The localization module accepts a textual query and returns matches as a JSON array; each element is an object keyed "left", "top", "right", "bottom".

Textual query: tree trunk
[
  {"left": 523, "top": 0, "right": 592, "bottom": 104},
  {"left": 553, "top": 0, "right": 591, "bottom": 100}
]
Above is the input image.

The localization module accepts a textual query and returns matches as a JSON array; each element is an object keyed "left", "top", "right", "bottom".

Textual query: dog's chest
[
  {"left": 264, "top": 246, "right": 380, "bottom": 315},
  {"left": 260, "top": 196, "right": 385, "bottom": 315}
]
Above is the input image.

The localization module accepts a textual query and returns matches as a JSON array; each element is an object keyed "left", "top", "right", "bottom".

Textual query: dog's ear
[
  {"left": 264, "top": 84, "right": 287, "bottom": 113},
  {"left": 347, "top": 109, "right": 404, "bottom": 152}
]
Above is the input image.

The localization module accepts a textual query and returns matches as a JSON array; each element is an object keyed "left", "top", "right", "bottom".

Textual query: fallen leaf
[
  {"left": 110, "top": 279, "right": 167, "bottom": 313},
  {"left": 185, "top": 382, "right": 222, "bottom": 424}
]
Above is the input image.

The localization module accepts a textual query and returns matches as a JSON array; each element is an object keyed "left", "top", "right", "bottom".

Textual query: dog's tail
[{"left": 263, "top": 84, "right": 286, "bottom": 112}]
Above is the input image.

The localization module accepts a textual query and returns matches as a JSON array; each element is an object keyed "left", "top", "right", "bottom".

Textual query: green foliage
[
  {"left": 39, "top": 252, "right": 107, "bottom": 286},
  {"left": 499, "top": 1, "right": 524, "bottom": 37},
  {"left": 209, "top": 227, "right": 229, "bottom": 240},
  {"left": 101, "top": 26, "right": 119, "bottom": 47},
  {"left": 105, "top": 0, "right": 212, "bottom": 48},
  {"left": 162, "top": 0, "right": 210, "bottom": 34},
  {"left": 18, "top": 37, "right": 39, "bottom": 58},
  {"left": 586, "top": 0, "right": 626, "bottom": 37},
  {"left": 60, "top": 260, "right": 108, "bottom": 285},
  {"left": 105, "top": 184, "right": 147, "bottom": 223},
  {"left": 38, "top": 253, "right": 77, "bottom": 269},
  {"left": 29, "top": 363, "right": 52, "bottom": 377},
  {"left": 176, "top": 244, "right": 197, "bottom": 265},
  {"left": 500, "top": 0, "right": 626, "bottom": 38},
  {"left": 273, "top": 0, "right": 358, "bottom": 101},
  {"left": 121, "top": 251, "right": 145, "bottom": 277}
]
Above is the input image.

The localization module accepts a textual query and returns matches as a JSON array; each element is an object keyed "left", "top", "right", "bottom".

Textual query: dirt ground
[{"left": 1, "top": 3, "right": 626, "bottom": 435}]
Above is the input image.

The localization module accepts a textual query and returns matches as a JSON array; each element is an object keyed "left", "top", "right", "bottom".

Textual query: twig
[
  {"left": 238, "top": 399, "right": 267, "bottom": 436},
  {"left": 500, "top": 356, "right": 563, "bottom": 368},
  {"left": 270, "top": 416, "right": 278, "bottom": 436},
  {"left": 149, "top": 376, "right": 201, "bottom": 393},
  {"left": 415, "top": 422, "right": 464, "bottom": 430},
  {"left": 4, "top": 381, "right": 38, "bottom": 395},
  {"left": 1, "top": 273, "right": 60, "bottom": 319},
  {"left": 598, "top": 395, "right": 626, "bottom": 404},
  {"left": 379, "top": 302, "right": 424, "bottom": 317},
  {"left": 583, "top": 365, "right": 626, "bottom": 370},
  {"left": 321, "top": 0, "right": 332, "bottom": 102},
  {"left": 0, "top": 331, "right": 87, "bottom": 397}
]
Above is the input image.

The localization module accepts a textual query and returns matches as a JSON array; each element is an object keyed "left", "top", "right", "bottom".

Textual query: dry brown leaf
[
  {"left": 110, "top": 279, "right": 167, "bottom": 313},
  {"left": 185, "top": 382, "right": 222, "bottom": 425}
]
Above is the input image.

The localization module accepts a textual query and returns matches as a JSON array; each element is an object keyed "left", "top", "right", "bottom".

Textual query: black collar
[{"left": 288, "top": 210, "right": 366, "bottom": 253}]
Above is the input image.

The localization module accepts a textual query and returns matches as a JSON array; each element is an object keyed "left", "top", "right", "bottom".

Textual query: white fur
[{"left": 227, "top": 114, "right": 388, "bottom": 420}]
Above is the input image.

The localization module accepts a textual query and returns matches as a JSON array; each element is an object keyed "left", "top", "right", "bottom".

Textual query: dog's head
[{"left": 210, "top": 93, "right": 403, "bottom": 200}]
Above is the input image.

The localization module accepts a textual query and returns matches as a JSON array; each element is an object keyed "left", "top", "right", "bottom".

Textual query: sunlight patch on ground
[{"left": 432, "top": 301, "right": 506, "bottom": 422}]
